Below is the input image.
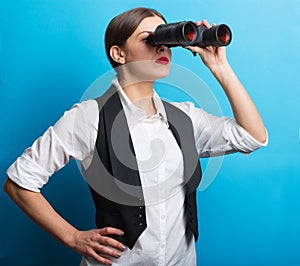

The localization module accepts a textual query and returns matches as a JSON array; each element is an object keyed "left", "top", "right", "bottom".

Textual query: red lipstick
[{"left": 155, "top": 56, "right": 169, "bottom": 65}]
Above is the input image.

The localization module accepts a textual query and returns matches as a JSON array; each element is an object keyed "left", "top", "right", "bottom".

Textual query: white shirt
[{"left": 7, "top": 77, "right": 267, "bottom": 266}]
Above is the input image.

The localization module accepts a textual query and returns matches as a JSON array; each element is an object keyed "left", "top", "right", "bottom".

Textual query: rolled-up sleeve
[
  {"left": 6, "top": 100, "right": 98, "bottom": 192},
  {"left": 171, "top": 101, "right": 268, "bottom": 158}
]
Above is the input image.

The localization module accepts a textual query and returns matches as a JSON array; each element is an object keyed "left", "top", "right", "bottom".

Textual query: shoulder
[
  {"left": 167, "top": 101, "right": 206, "bottom": 119},
  {"left": 53, "top": 99, "right": 99, "bottom": 133},
  {"left": 62, "top": 99, "right": 99, "bottom": 122},
  {"left": 167, "top": 101, "right": 197, "bottom": 113},
  {"left": 166, "top": 101, "right": 217, "bottom": 130},
  {"left": 68, "top": 99, "right": 99, "bottom": 116}
]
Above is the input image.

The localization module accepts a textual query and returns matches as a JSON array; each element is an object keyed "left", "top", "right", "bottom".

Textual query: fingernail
[
  {"left": 121, "top": 245, "right": 126, "bottom": 250},
  {"left": 120, "top": 231, "right": 124, "bottom": 235}
]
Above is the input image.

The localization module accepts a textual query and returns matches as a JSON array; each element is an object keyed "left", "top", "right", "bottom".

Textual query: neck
[{"left": 120, "top": 80, "right": 157, "bottom": 118}]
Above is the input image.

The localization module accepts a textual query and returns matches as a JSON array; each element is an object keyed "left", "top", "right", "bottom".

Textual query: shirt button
[{"left": 161, "top": 215, "right": 165, "bottom": 220}]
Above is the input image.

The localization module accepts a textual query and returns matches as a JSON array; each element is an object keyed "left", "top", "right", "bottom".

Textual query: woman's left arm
[{"left": 187, "top": 20, "right": 267, "bottom": 144}]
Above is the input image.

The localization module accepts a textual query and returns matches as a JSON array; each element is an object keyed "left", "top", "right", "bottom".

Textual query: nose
[{"left": 156, "top": 44, "right": 168, "bottom": 53}]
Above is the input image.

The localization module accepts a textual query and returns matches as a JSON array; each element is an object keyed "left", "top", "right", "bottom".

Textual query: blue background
[{"left": 1, "top": 0, "right": 299, "bottom": 265}]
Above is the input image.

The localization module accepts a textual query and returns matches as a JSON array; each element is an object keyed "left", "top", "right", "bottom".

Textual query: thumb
[{"left": 185, "top": 45, "right": 204, "bottom": 56}]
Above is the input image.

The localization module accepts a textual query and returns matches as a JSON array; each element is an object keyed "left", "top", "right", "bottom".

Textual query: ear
[{"left": 110, "top": 45, "right": 126, "bottom": 65}]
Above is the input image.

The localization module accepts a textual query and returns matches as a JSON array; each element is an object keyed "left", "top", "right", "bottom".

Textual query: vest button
[
  {"left": 139, "top": 223, "right": 143, "bottom": 226},
  {"left": 139, "top": 198, "right": 144, "bottom": 204}
]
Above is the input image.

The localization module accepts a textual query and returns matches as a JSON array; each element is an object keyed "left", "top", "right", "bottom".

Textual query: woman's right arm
[
  {"left": 3, "top": 178, "right": 125, "bottom": 265},
  {"left": 4, "top": 100, "right": 125, "bottom": 265}
]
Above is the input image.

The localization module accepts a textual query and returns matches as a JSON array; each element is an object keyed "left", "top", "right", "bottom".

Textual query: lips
[{"left": 155, "top": 56, "right": 169, "bottom": 65}]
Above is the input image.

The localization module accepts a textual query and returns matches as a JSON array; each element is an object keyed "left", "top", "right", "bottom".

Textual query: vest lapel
[
  {"left": 102, "top": 86, "right": 142, "bottom": 187},
  {"left": 163, "top": 101, "right": 202, "bottom": 193}
]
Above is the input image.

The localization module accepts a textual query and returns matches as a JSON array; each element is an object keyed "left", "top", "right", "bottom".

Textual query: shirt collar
[{"left": 112, "top": 76, "right": 169, "bottom": 127}]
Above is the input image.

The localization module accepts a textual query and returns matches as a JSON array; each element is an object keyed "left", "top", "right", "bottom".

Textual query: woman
[{"left": 4, "top": 7, "right": 267, "bottom": 266}]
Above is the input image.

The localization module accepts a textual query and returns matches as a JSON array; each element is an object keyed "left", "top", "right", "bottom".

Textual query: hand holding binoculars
[{"left": 146, "top": 21, "right": 232, "bottom": 49}]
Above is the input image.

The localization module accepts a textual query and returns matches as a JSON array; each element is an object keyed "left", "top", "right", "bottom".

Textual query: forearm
[
  {"left": 210, "top": 61, "right": 267, "bottom": 143},
  {"left": 3, "top": 178, "right": 77, "bottom": 249},
  {"left": 4, "top": 177, "right": 128, "bottom": 265},
  {"left": 187, "top": 20, "right": 267, "bottom": 144}
]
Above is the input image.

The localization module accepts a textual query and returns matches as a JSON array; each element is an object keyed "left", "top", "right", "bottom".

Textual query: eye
[
  {"left": 142, "top": 34, "right": 150, "bottom": 41},
  {"left": 142, "top": 34, "right": 154, "bottom": 46}
]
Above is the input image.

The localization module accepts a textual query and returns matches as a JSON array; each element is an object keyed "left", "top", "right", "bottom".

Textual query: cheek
[
  {"left": 126, "top": 45, "right": 153, "bottom": 61},
  {"left": 139, "top": 45, "right": 156, "bottom": 57}
]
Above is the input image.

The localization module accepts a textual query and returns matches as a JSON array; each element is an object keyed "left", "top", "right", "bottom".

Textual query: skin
[
  {"left": 110, "top": 16, "right": 172, "bottom": 117},
  {"left": 187, "top": 20, "right": 267, "bottom": 143},
  {"left": 111, "top": 16, "right": 267, "bottom": 143},
  {"left": 3, "top": 15, "right": 267, "bottom": 266}
]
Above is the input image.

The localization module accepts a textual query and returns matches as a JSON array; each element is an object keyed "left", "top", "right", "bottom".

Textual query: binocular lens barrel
[
  {"left": 196, "top": 24, "right": 232, "bottom": 47},
  {"left": 147, "top": 21, "right": 232, "bottom": 48},
  {"left": 217, "top": 25, "right": 231, "bottom": 45},
  {"left": 183, "top": 23, "right": 197, "bottom": 42},
  {"left": 148, "top": 21, "right": 197, "bottom": 47}
]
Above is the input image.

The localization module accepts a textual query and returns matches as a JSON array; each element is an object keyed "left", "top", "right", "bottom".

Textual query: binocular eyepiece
[{"left": 147, "top": 21, "right": 232, "bottom": 48}]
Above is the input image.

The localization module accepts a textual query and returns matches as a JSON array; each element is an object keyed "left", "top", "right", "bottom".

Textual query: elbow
[
  {"left": 3, "top": 178, "right": 24, "bottom": 201},
  {"left": 260, "top": 136, "right": 267, "bottom": 145},
  {"left": 3, "top": 178, "right": 15, "bottom": 198},
  {"left": 257, "top": 129, "right": 268, "bottom": 144},
  {"left": 253, "top": 129, "right": 268, "bottom": 145},
  {"left": 3, "top": 178, "right": 10, "bottom": 194}
]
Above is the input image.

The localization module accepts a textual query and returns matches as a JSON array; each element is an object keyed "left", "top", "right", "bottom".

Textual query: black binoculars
[{"left": 146, "top": 21, "right": 232, "bottom": 48}]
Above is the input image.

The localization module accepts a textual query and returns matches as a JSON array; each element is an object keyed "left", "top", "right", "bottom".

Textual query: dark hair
[{"left": 105, "top": 7, "right": 167, "bottom": 68}]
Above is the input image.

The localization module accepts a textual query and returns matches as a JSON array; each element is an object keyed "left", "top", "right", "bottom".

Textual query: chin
[
  {"left": 118, "top": 61, "right": 170, "bottom": 83},
  {"left": 153, "top": 65, "right": 170, "bottom": 79}
]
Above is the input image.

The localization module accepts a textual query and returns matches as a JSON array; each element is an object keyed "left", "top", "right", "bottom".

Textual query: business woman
[{"left": 4, "top": 7, "right": 267, "bottom": 266}]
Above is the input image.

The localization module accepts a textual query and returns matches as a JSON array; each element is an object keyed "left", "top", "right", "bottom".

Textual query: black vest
[{"left": 82, "top": 85, "right": 202, "bottom": 249}]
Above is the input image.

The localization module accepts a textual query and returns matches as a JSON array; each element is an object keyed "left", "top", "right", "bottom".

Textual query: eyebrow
[{"left": 137, "top": 30, "right": 154, "bottom": 37}]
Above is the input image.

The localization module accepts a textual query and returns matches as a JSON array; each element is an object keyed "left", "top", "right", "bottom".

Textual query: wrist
[
  {"left": 210, "top": 60, "right": 230, "bottom": 76},
  {"left": 62, "top": 227, "right": 79, "bottom": 249}
]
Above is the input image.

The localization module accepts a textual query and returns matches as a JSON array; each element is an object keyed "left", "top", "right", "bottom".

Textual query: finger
[
  {"left": 185, "top": 45, "right": 203, "bottom": 56},
  {"left": 93, "top": 233, "right": 126, "bottom": 251},
  {"left": 98, "top": 227, "right": 124, "bottom": 236},
  {"left": 93, "top": 242, "right": 123, "bottom": 259},
  {"left": 195, "top": 20, "right": 201, "bottom": 26},
  {"left": 89, "top": 248, "right": 114, "bottom": 266},
  {"left": 212, "top": 22, "right": 216, "bottom": 27},
  {"left": 101, "top": 236, "right": 126, "bottom": 251},
  {"left": 202, "top": 19, "right": 211, "bottom": 28}
]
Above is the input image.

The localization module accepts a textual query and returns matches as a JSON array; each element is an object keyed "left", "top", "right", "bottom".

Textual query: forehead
[{"left": 133, "top": 16, "right": 166, "bottom": 35}]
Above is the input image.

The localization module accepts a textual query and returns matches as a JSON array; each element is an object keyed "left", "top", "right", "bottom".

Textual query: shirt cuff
[{"left": 6, "top": 154, "right": 51, "bottom": 192}]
